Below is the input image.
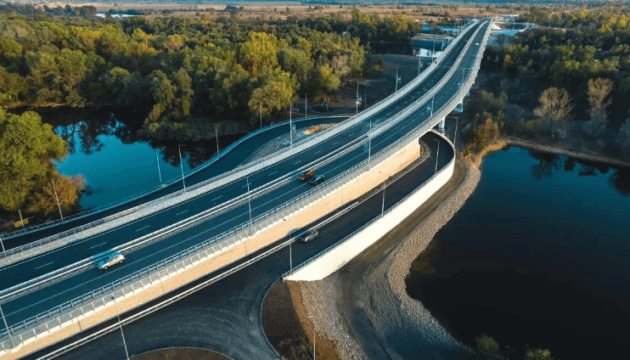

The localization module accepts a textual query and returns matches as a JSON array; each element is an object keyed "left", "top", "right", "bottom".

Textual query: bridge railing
[
  {"left": 0, "top": 21, "right": 480, "bottom": 266},
  {"left": 287, "top": 22, "right": 493, "bottom": 276}
]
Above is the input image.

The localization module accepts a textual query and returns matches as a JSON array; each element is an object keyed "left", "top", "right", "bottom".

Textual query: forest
[
  {"left": 0, "top": 9, "right": 371, "bottom": 141},
  {"left": 466, "top": 5, "right": 630, "bottom": 160}
]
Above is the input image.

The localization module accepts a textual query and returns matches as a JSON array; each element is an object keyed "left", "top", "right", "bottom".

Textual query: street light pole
[
  {"left": 247, "top": 176, "right": 253, "bottom": 237},
  {"left": 305, "top": 94, "right": 308, "bottom": 120},
  {"left": 215, "top": 125, "right": 220, "bottom": 155},
  {"left": 356, "top": 82, "right": 359, "bottom": 114},
  {"left": 434, "top": 139, "right": 440, "bottom": 174},
  {"left": 51, "top": 178, "right": 64, "bottom": 221},
  {"left": 289, "top": 106, "right": 293, "bottom": 149},
  {"left": 259, "top": 104, "right": 262, "bottom": 129},
  {"left": 290, "top": 242, "right": 293, "bottom": 275},
  {"left": 454, "top": 117, "right": 459, "bottom": 149},
  {"left": 395, "top": 67, "right": 399, "bottom": 92},
  {"left": 178, "top": 144, "right": 186, "bottom": 193},
  {"left": 368, "top": 120, "right": 372, "bottom": 167},
  {"left": 118, "top": 314, "right": 130, "bottom": 360},
  {"left": 0, "top": 304, "right": 14, "bottom": 349},
  {"left": 155, "top": 150, "right": 162, "bottom": 184},
  {"left": 0, "top": 236, "right": 5, "bottom": 254}
]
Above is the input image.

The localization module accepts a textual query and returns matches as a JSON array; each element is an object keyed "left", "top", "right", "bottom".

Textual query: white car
[{"left": 98, "top": 252, "right": 125, "bottom": 270}]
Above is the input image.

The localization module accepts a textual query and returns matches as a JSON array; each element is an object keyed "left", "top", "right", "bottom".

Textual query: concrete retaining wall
[{"left": 286, "top": 135, "right": 455, "bottom": 281}]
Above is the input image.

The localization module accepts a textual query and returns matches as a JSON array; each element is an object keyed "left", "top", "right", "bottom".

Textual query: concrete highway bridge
[{"left": 0, "top": 19, "right": 493, "bottom": 360}]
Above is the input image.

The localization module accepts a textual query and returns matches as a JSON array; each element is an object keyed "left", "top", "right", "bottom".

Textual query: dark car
[
  {"left": 309, "top": 175, "right": 326, "bottom": 185},
  {"left": 299, "top": 170, "right": 314, "bottom": 181}
]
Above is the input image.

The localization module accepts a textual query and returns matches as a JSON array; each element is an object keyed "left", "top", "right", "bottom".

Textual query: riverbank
[
  {"left": 263, "top": 152, "right": 480, "bottom": 360},
  {"left": 504, "top": 136, "right": 630, "bottom": 168}
]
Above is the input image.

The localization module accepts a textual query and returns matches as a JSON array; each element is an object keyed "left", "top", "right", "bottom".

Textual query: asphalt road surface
[
  {"left": 1, "top": 22, "right": 488, "bottom": 330},
  {"left": 24, "top": 131, "right": 453, "bottom": 360}
]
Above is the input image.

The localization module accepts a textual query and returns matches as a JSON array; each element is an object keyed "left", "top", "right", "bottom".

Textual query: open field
[{"left": 38, "top": 2, "right": 524, "bottom": 21}]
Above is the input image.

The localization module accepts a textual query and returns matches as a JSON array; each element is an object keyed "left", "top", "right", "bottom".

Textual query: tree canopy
[{"left": 0, "top": 109, "right": 82, "bottom": 216}]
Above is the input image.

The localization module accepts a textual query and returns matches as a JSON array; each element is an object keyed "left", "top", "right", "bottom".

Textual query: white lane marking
[
  {"left": 88, "top": 242, "right": 107, "bottom": 250},
  {"left": 314, "top": 150, "right": 322, "bottom": 154},
  {"left": 176, "top": 210, "right": 188, "bottom": 216},
  {"left": 269, "top": 170, "right": 279, "bottom": 175},
  {"left": 213, "top": 195, "right": 223, "bottom": 201},
  {"left": 136, "top": 225, "right": 150, "bottom": 232},
  {"left": 294, "top": 160, "right": 301, "bottom": 165},
  {"left": 34, "top": 261, "right": 54, "bottom": 270}
]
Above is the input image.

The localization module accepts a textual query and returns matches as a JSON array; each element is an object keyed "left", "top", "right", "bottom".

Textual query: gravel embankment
[
  {"left": 298, "top": 162, "right": 482, "bottom": 360},
  {"left": 300, "top": 280, "right": 367, "bottom": 360},
  {"left": 368, "top": 164, "right": 482, "bottom": 359}
]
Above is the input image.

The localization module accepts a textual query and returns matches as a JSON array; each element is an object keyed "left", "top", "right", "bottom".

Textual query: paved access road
[
  {"left": 1, "top": 22, "right": 488, "bottom": 329},
  {"left": 24, "top": 131, "right": 453, "bottom": 360}
]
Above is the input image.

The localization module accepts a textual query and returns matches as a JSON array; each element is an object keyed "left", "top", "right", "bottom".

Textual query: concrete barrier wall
[{"left": 286, "top": 134, "right": 455, "bottom": 282}]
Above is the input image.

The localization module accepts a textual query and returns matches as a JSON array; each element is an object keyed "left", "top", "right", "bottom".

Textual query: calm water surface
[
  {"left": 34, "top": 108, "right": 237, "bottom": 210},
  {"left": 405, "top": 146, "right": 630, "bottom": 360}
]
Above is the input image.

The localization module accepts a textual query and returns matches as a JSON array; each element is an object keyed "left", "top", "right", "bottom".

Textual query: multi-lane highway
[{"left": 1, "top": 21, "right": 489, "bottom": 334}]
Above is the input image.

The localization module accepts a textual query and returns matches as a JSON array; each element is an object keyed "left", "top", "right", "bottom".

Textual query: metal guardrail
[
  {"left": 0, "top": 20, "right": 491, "bottom": 353},
  {"left": 287, "top": 22, "right": 492, "bottom": 276},
  {"left": 0, "top": 21, "right": 480, "bottom": 264}
]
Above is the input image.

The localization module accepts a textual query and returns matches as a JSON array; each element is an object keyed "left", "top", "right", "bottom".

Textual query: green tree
[
  {"left": 475, "top": 334, "right": 502, "bottom": 359},
  {"left": 0, "top": 109, "right": 68, "bottom": 214},
  {"left": 248, "top": 67, "right": 296, "bottom": 125},
  {"left": 525, "top": 348, "right": 554, "bottom": 360},
  {"left": 240, "top": 32, "right": 279, "bottom": 77}
]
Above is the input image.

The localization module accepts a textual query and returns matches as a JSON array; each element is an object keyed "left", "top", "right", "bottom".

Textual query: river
[
  {"left": 405, "top": 146, "right": 630, "bottom": 360},
  {"left": 34, "top": 107, "right": 241, "bottom": 210}
]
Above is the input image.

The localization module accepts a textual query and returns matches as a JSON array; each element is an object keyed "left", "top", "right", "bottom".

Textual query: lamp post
[
  {"left": 289, "top": 106, "right": 293, "bottom": 149},
  {"left": 305, "top": 94, "right": 308, "bottom": 120},
  {"left": 215, "top": 125, "right": 220, "bottom": 155},
  {"left": 303, "top": 316, "right": 316, "bottom": 360},
  {"left": 178, "top": 145, "right": 186, "bottom": 193},
  {"left": 259, "top": 104, "right": 262, "bottom": 129},
  {"left": 434, "top": 139, "right": 440, "bottom": 174},
  {"left": 0, "top": 304, "right": 14, "bottom": 349},
  {"left": 368, "top": 120, "right": 372, "bottom": 168},
  {"left": 155, "top": 150, "right": 162, "bottom": 184},
  {"left": 454, "top": 117, "right": 459, "bottom": 149},
  {"left": 395, "top": 67, "right": 399, "bottom": 92},
  {"left": 356, "top": 82, "right": 359, "bottom": 114},
  {"left": 111, "top": 296, "right": 130, "bottom": 360},
  {"left": 247, "top": 176, "right": 253, "bottom": 237},
  {"left": 51, "top": 178, "right": 63, "bottom": 221},
  {"left": 0, "top": 236, "right": 5, "bottom": 254},
  {"left": 378, "top": 172, "right": 388, "bottom": 216}
]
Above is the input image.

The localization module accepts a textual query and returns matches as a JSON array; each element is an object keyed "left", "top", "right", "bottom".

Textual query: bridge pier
[
  {"left": 454, "top": 100, "right": 464, "bottom": 113},
  {"left": 437, "top": 117, "right": 446, "bottom": 134}
]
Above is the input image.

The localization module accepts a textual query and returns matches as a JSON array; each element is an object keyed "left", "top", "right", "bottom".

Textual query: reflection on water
[
  {"left": 27, "top": 107, "right": 240, "bottom": 209},
  {"left": 405, "top": 146, "right": 630, "bottom": 360}
]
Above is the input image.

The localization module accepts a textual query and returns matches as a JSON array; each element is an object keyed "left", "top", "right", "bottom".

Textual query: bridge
[{"left": 0, "top": 19, "right": 493, "bottom": 359}]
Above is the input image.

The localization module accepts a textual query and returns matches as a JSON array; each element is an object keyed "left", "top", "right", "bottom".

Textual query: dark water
[
  {"left": 405, "top": 146, "right": 630, "bottom": 360},
  {"left": 31, "top": 107, "right": 240, "bottom": 210}
]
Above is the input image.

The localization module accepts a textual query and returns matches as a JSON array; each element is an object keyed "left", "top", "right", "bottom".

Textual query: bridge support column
[{"left": 438, "top": 117, "right": 446, "bottom": 134}]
